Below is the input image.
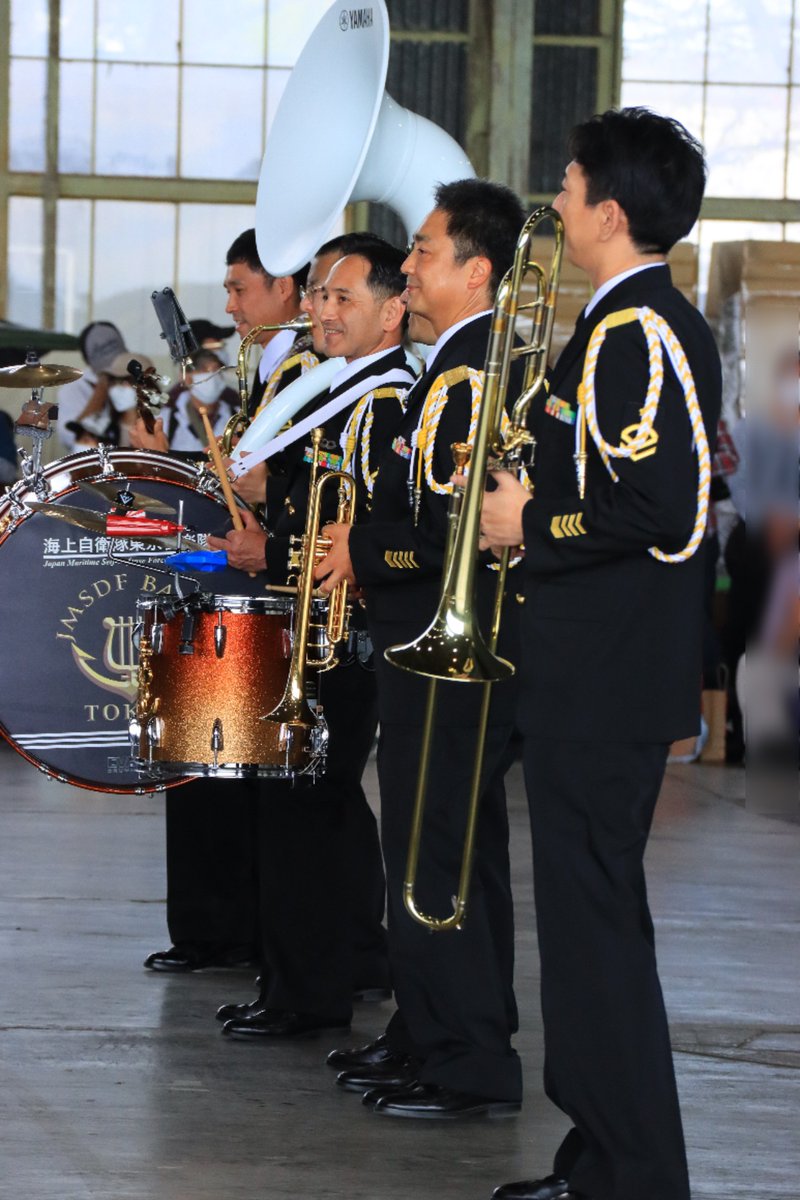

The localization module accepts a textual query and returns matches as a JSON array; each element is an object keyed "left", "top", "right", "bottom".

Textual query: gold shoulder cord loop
[{"left": 577, "top": 306, "right": 711, "bottom": 564}]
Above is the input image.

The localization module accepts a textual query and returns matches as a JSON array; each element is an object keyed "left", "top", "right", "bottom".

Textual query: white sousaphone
[{"left": 229, "top": 0, "right": 474, "bottom": 466}]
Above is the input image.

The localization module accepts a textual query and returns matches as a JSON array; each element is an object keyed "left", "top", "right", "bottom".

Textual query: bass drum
[{"left": 0, "top": 448, "right": 264, "bottom": 793}]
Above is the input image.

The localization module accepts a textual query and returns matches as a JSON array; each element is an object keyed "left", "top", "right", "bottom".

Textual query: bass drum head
[{"left": 0, "top": 449, "right": 265, "bottom": 793}]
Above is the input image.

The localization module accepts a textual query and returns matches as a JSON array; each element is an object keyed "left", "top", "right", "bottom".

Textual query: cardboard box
[{"left": 707, "top": 240, "right": 800, "bottom": 320}]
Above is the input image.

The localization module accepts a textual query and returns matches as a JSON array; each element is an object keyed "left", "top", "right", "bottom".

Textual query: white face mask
[
  {"left": 190, "top": 371, "right": 227, "bottom": 405},
  {"left": 108, "top": 383, "right": 138, "bottom": 413}
]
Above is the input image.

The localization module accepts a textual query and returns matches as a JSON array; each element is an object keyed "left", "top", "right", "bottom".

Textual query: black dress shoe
[
  {"left": 336, "top": 1057, "right": 418, "bottom": 1093},
  {"left": 491, "top": 1176, "right": 577, "bottom": 1200},
  {"left": 362, "top": 1080, "right": 424, "bottom": 1107},
  {"left": 222, "top": 1010, "right": 351, "bottom": 1040},
  {"left": 352, "top": 985, "right": 393, "bottom": 1003},
  {"left": 215, "top": 998, "right": 268, "bottom": 1023},
  {"left": 143, "top": 943, "right": 256, "bottom": 972},
  {"left": 372, "top": 1083, "right": 521, "bottom": 1120},
  {"left": 326, "top": 1033, "right": 396, "bottom": 1069}
]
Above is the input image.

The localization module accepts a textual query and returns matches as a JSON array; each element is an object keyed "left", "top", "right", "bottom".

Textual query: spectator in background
[
  {"left": 102, "top": 351, "right": 156, "bottom": 447},
  {"left": 723, "top": 347, "right": 798, "bottom": 767},
  {"left": 57, "top": 321, "right": 127, "bottom": 451},
  {"left": 160, "top": 344, "right": 237, "bottom": 454},
  {"left": 0, "top": 409, "right": 16, "bottom": 486}
]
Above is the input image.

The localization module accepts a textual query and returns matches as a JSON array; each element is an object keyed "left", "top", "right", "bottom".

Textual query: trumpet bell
[{"left": 385, "top": 619, "right": 514, "bottom": 684}]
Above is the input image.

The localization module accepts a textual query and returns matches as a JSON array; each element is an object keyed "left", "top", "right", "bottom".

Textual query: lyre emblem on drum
[{"left": 70, "top": 615, "right": 139, "bottom": 701}]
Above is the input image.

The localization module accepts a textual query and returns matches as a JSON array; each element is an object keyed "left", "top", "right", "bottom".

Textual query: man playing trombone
[{"left": 316, "top": 179, "right": 528, "bottom": 1120}]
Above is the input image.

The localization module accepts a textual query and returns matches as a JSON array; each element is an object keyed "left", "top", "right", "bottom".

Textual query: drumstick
[
  {"left": 197, "top": 405, "right": 256, "bottom": 578},
  {"left": 197, "top": 406, "right": 244, "bottom": 531}
]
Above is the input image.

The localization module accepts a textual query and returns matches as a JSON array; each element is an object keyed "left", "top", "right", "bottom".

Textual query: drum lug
[
  {"left": 128, "top": 716, "right": 142, "bottom": 758},
  {"left": 195, "top": 465, "right": 217, "bottom": 495},
  {"left": 295, "top": 708, "right": 329, "bottom": 780},
  {"left": 96, "top": 443, "right": 115, "bottom": 476},
  {"left": 150, "top": 622, "right": 164, "bottom": 654},
  {"left": 145, "top": 715, "right": 162, "bottom": 757},
  {"left": 210, "top": 717, "right": 224, "bottom": 769},
  {"left": 214, "top": 614, "right": 227, "bottom": 658},
  {"left": 310, "top": 708, "right": 329, "bottom": 760},
  {"left": 179, "top": 610, "right": 197, "bottom": 654},
  {"left": 17, "top": 448, "right": 50, "bottom": 500}
]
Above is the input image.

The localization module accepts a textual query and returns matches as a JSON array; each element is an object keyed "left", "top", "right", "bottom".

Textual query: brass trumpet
[
  {"left": 385, "top": 205, "right": 564, "bottom": 931},
  {"left": 260, "top": 428, "right": 355, "bottom": 755},
  {"left": 220, "top": 315, "right": 312, "bottom": 455}
]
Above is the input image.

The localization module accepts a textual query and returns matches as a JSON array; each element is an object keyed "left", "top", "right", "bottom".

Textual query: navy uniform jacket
[
  {"left": 247, "top": 331, "right": 319, "bottom": 420},
  {"left": 348, "top": 313, "right": 524, "bottom": 726},
  {"left": 248, "top": 333, "right": 322, "bottom": 516},
  {"left": 519, "top": 264, "right": 722, "bottom": 743},
  {"left": 264, "top": 344, "right": 415, "bottom": 587}
]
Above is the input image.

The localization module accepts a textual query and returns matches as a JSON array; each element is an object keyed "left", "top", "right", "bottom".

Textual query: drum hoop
[{"left": 0, "top": 449, "right": 229, "bottom": 793}]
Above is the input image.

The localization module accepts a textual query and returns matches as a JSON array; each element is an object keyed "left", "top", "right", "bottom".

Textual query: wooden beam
[
  {"left": 467, "top": 0, "right": 535, "bottom": 193},
  {"left": 0, "top": 0, "right": 11, "bottom": 317},
  {"left": 0, "top": 173, "right": 258, "bottom": 206},
  {"left": 42, "top": 0, "right": 61, "bottom": 328}
]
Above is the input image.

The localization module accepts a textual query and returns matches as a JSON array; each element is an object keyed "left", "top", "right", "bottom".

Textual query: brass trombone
[
  {"left": 260, "top": 428, "right": 356, "bottom": 757},
  {"left": 385, "top": 205, "right": 564, "bottom": 931},
  {"left": 220, "top": 315, "right": 312, "bottom": 455}
]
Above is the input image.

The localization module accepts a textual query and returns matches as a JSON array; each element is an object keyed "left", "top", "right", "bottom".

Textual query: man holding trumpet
[{"left": 210, "top": 236, "right": 416, "bottom": 1041}]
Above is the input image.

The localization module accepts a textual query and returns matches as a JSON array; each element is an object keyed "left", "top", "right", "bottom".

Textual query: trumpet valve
[
  {"left": 287, "top": 534, "right": 304, "bottom": 574},
  {"left": 314, "top": 535, "right": 332, "bottom": 562}
]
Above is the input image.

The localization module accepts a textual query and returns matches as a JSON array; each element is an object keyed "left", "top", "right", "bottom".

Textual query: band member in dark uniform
[
  {"left": 138, "top": 230, "right": 312, "bottom": 973},
  {"left": 316, "top": 180, "right": 528, "bottom": 1118},
  {"left": 224, "top": 228, "right": 314, "bottom": 421},
  {"left": 479, "top": 109, "right": 721, "bottom": 1200},
  {"left": 209, "top": 238, "right": 416, "bottom": 1037}
]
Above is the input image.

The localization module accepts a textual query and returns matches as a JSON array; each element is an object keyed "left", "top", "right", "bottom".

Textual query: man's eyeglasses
[{"left": 300, "top": 284, "right": 325, "bottom": 304}]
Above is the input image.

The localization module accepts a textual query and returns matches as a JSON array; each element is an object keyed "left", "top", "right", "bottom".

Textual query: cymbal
[
  {"left": 0, "top": 362, "right": 82, "bottom": 388},
  {"left": 25, "top": 503, "right": 107, "bottom": 534},
  {"left": 76, "top": 480, "right": 176, "bottom": 515}
]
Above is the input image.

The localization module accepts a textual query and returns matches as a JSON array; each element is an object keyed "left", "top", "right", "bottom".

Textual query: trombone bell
[{"left": 384, "top": 618, "right": 514, "bottom": 683}]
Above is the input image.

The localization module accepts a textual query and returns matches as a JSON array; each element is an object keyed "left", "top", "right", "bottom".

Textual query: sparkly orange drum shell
[
  {"left": 133, "top": 593, "right": 323, "bottom": 779},
  {"left": 0, "top": 448, "right": 259, "bottom": 793}
]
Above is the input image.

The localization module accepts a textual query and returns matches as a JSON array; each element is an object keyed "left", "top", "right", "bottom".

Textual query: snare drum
[
  {"left": 0, "top": 448, "right": 261, "bottom": 793},
  {"left": 130, "top": 592, "right": 328, "bottom": 780}
]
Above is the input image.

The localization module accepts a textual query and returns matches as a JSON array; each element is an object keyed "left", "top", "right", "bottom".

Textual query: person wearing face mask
[
  {"left": 57, "top": 321, "right": 129, "bottom": 451},
  {"left": 161, "top": 347, "right": 238, "bottom": 453},
  {"left": 104, "top": 352, "right": 155, "bottom": 447}
]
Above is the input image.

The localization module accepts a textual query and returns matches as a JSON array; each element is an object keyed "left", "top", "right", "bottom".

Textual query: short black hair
[
  {"left": 315, "top": 231, "right": 394, "bottom": 260},
  {"left": 433, "top": 179, "right": 526, "bottom": 296},
  {"left": 567, "top": 107, "right": 707, "bottom": 254},
  {"left": 343, "top": 241, "right": 407, "bottom": 302},
  {"left": 226, "top": 228, "right": 308, "bottom": 292}
]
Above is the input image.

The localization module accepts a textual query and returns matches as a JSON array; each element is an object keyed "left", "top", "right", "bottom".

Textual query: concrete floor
[{"left": 0, "top": 740, "right": 797, "bottom": 1200}]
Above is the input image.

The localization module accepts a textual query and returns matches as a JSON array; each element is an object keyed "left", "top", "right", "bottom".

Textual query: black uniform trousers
[
  {"left": 523, "top": 737, "right": 690, "bottom": 1200},
  {"left": 370, "top": 618, "right": 522, "bottom": 1102},
  {"left": 165, "top": 778, "right": 259, "bottom": 954},
  {"left": 253, "top": 654, "right": 388, "bottom": 1020}
]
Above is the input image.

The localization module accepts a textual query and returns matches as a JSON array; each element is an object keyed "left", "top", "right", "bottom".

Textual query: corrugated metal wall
[{"left": 366, "top": 0, "right": 605, "bottom": 242}]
